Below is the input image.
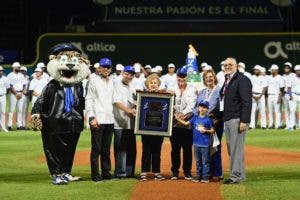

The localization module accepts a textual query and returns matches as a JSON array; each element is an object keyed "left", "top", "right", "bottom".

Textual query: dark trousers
[
  {"left": 141, "top": 135, "right": 164, "bottom": 173},
  {"left": 90, "top": 124, "right": 113, "bottom": 178},
  {"left": 41, "top": 131, "right": 81, "bottom": 175},
  {"left": 210, "top": 121, "right": 224, "bottom": 177},
  {"left": 113, "top": 129, "right": 137, "bottom": 177},
  {"left": 170, "top": 127, "right": 193, "bottom": 175}
]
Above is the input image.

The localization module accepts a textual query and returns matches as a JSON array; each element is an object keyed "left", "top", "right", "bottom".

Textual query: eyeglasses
[{"left": 224, "top": 63, "right": 234, "bottom": 67}]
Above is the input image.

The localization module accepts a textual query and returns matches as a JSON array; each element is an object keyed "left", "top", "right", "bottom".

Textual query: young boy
[{"left": 175, "top": 100, "right": 214, "bottom": 183}]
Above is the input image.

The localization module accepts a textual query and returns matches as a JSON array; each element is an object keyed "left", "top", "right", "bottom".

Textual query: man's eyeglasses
[{"left": 224, "top": 63, "right": 234, "bottom": 67}]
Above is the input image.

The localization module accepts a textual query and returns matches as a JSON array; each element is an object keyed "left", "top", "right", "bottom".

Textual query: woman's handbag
[{"left": 211, "top": 133, "right": 220, "bottom": 155}]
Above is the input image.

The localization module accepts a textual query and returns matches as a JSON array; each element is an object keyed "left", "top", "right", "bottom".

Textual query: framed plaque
[{"left": 134, "top": 91, "right": 174, "bottom": 137}]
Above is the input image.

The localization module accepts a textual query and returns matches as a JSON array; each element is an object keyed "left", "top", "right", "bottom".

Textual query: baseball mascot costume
[{"left": 31, "top": 43, "right": 90, "bottom": 185}]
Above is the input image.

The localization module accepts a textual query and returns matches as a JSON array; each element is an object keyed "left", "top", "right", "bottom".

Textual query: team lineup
[{"left": 0, "top": 43, "right": 299, "bottom": 185}]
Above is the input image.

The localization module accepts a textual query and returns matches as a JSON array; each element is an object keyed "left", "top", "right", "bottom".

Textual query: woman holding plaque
[
  {"left": 195, "top": 69, "right": 224, "bottom": 181},
  {"left": 140, "top": 74, "right": 166, "bottom": 181}
]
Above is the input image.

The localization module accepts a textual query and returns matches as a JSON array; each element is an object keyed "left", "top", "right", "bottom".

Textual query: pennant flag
[
  {"left": 185, "top": 44, "right": 201, "bottom": 83},
  {"left": 185, "top": 44, "right": 199, "bottom": 73}
]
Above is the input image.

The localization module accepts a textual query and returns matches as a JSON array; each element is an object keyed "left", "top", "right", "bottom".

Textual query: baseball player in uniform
[
  {"left": 131, "top": 64, "right": 146, "bottom": 91},
  {"left": 110, "top": 64, "right": 123, "bottom": 83},
  {"left": 238, "top": 62, "right": 252, "bottom": 81},
  {"left": 250, "top": 65, "right": 267, "bottom": 129},
  {"left": 144, "top": 65, "right": 152, "bottom": 78},
  {"left": 7, "top": 62, "right": 26, "bottom": 130},
  {"left": 267, "top": 64, "right": 284, "bottom": 129},
  {"left": 155, "top": 65, "right": 163, "bottom": 77},
  {"left": 282, "top": 62, "right": 296, "bottom": 129},
  {"left": 32, "top": 62, "right": 51, "bottom": 81},
  {"left": 161, "top": 63, "right": 177, "bottom": 91},
  {"left": 29, "top": 68, "right": 49, "bottom": 106},
  {"left": 20, "top": 66, "right": 30, "bottom": 130},
  {"left": 217, "top": 61, "right": 225, "bottom": 87},
  {"left": 286, "top": 65, "right": 300, "bottom": 130},
  {"left": 260, "top": 67, "right": 267, "bottom": 76},
  {"left": 0, "top": 66, "right": 10, "bottom": 132}
]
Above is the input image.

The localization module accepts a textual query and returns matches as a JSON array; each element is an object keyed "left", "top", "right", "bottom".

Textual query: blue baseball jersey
[{"left": 189, "top": 115, "right": 213, "bottom": 147}]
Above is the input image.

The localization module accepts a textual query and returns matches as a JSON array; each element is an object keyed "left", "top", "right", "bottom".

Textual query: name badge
[{"left": 219, "top": 99, "right": 224, "bottom": 111}]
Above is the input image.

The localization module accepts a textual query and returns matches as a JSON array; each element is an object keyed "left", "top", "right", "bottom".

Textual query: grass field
[
  {"left": 0, "top": 129, "right": 300, "bottom": 200},
  {"left": 221, "top": 129, "right": 300, "bottom": 200}
]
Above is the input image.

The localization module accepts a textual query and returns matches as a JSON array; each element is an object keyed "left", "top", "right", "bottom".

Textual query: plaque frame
[{"left": 134, "top": 91, "right": 174, "bottom": 137}]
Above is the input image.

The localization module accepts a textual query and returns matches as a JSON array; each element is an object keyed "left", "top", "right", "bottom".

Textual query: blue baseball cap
[
  {"left": 99, "top": 58, "right": 112, "bottom": 67},
  {"left": 197, "top": 100, "right": 209, "bottom": 108},
  {"left": 123, "top": 65, "right": 135, "bottom": 74},
  {"left": 176, "top": 67, "right": 187, "bottom": 77}
]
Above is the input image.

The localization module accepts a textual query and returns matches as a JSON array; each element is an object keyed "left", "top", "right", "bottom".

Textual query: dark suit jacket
[
  {"left": 32, "top": 79, "right": 85, "bottom": 134},
  {"left": 220, "top": 72, "right": 252, "bottom": 123}
]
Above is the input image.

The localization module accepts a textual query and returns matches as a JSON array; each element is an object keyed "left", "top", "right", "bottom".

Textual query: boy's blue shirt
[{"left": 189, "top": 114, "right": 213, "bottom": 147}]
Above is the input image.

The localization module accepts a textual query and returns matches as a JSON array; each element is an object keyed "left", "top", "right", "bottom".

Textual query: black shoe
[
  {"left": 191, "top": 176, "right": 200, "bottom": 183},
  {"left": 184, "top": 172, "right": 192, "bottom": 180},
  {"left": 140, "top": 173, "right": 147, "bottom": 181},
  {"left": 154, "top": 173, "right": 165, "bottom": 181},
  {"left": 223, "top": 179, "right": 238, "bottom": 184},
  {"left": 268, "top": 125, "right": 274, "bottom": 129},
  {"left": 8, "top": 127, "right": 12, "bottom": 131},
  {"left": 102, "top": 172, "right": 113, "bottom": 180},
  {"left": 92, "top": 175, "right": 103, "bottom": 182},
  {"left": 171, "top": 173, "right": 178, "bottom": 180}
]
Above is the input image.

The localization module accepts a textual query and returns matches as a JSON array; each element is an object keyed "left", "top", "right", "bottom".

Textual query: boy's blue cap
[
  {"left": 197, "top": 100, "right": 209, "bottom": 108},
  {"left": 123, "top": 65, "right": 135, "bottom": 74},
  {"left": 99, "top": 58, "right": 112, "bottom": 66},
  {"left": 176, "top": 67, "right": 187, "bottom": 76}
]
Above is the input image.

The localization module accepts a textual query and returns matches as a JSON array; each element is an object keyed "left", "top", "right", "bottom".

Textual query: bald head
[{"left": 224, "top": 57, "right": 238, "bottom": 75}]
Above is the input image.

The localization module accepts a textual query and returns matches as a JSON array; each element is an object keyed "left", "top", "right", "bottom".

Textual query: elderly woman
[
  {"left": 196, "top": 69, "right": 223, "bottom": 181},
  {"left": 140, "top": 73, "right": 166, "bottom": 181}
]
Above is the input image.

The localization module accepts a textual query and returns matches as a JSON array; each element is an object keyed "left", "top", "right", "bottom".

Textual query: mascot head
[{"left": 47, "top": 43, "right": 90, "bottom": 84}]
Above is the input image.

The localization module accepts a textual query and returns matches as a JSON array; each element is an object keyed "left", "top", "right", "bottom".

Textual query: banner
[
  {"left": 102, "top": 0, "right": 281, "bottom": 22},
  {"left": 0, "top": 49, "right": 18, "bottom": 65},
  {"left": 35, "top": 33, "right": 300, "bottom": 73}
]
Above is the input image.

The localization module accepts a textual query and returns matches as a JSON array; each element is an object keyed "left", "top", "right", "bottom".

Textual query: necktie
[
  {"left": 64, "top": 86, "right": 74, "bottom": 113},
  {"left": 222, "top": 74, "right": 231, "bottom": 98}
]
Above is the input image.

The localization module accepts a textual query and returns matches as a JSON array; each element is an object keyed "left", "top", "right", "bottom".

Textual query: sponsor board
[{"left": 34, "top": 33, "right": 300, "bottom": 73}]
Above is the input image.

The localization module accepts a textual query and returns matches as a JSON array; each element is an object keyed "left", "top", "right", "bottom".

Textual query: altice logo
[
  {"left": 264, "top": 41, "right": 300, "bottom": 59},
  {"left": 264, "top": 41, "right": 288, "bottom": 59}
]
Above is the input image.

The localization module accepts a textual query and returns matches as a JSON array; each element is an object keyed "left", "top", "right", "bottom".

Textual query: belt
[
  {"left": 293, "top": 92, "right": 300, "bottom": 95},
  {"left": 252, "top": 92, "right": 262, "bottom": 95},
  {"left": 0, "top": 94, "right": 5, "bottom": 96},
  {"left": 268, "top": 94, "right": 277, "bottom": 95}
]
